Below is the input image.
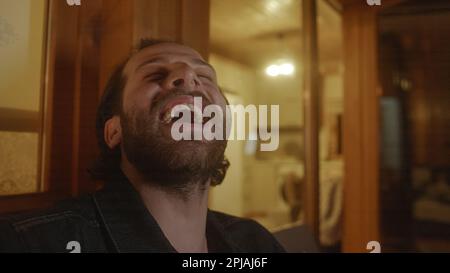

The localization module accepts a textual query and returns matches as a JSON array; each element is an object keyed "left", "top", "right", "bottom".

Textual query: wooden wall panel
[
  {"left": 46, "top": 0, "right": 80, "bottom": 194},
  {"left": 341, "top": 1, "right": 380, "bottom": 252},
  {"left": 181, "top": 0, "right": 210, "bottom": 59},
  {"left": 99, "top": 0, "right": 134, "bottom": 94},
  {"left": 72, "top": 0, "right": 103, "bottom": 194}
]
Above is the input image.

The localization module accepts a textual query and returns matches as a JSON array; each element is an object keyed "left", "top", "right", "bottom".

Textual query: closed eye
[
  {"left": 145, "top": 72, "right": 166, "bottom": 82},
  {"left": 198, "top": 74, "right": 213, "bottom": 82}
]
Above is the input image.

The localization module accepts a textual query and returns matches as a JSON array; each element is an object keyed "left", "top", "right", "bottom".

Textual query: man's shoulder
[
  {"left": 209, "top": 210, "right": 285, "bottom": 253},
  {"left": 0, "top": 195, "right": 101, "bottom": 252},
  {"left": 0, "top": 194, "right": 97, "bottom": 229}
]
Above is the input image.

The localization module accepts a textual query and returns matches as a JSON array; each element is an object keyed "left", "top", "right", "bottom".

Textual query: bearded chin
[{"left": 120, "top": 110, "right": 227, "bottom": 195}]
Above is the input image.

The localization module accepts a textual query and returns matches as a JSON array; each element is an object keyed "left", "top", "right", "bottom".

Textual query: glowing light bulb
[
  {"left": 279, "top": 63, "right": 294, "bottom": 75},
  {"left": 265, "top": 63, "right": 295, "bottom": 77},
  {"left": 266, "top": 65, "right": 280, "bottom": 77}
]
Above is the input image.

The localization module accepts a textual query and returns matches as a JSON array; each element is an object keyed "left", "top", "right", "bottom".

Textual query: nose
[{"left": 163, "top": 63, "right": 200, "bottom": 90}]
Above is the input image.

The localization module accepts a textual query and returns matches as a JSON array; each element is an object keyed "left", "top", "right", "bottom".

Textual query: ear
[{"left": 104, "top": 116, "right": 122, "bottom": 149}]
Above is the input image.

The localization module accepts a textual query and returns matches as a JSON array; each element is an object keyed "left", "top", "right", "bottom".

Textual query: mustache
[{"left": 151, "top": 89, "right": 212, "bottom": 112}]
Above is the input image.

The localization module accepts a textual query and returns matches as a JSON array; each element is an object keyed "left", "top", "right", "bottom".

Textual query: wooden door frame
[
  {"left": 339, "top": 0, "right": 406, "bottom": 252},
  {"left": 302, "top": 0, "right": 320, "bottom": 239}
]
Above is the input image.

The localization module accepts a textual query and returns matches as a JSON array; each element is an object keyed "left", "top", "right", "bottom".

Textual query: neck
[{"left": 121, "top": 162, "right": 210, "bottom": 253}]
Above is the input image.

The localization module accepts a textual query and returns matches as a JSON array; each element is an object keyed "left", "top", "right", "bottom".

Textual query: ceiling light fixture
[{"left": 265, "top": 63, "right": 295, "bottom": 77}]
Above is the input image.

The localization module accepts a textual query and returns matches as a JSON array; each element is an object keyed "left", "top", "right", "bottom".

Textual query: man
[{"left": 0, "top": 39, "right": 285, "bottom": 253}]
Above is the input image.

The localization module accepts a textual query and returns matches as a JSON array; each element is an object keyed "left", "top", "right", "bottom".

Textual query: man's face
[{"left": 118, "top": 42, "right": 228, "bottom": 190}]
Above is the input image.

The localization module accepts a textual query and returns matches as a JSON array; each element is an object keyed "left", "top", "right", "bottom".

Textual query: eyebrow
[
  {"left": 135, "top": 56, "right": 215, "bottom": 73},
  {"left": 191, "top": 58, "right": 216, "bottom": 72}
]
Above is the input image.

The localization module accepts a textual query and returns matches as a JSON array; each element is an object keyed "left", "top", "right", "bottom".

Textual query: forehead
[{"left": 123, "top": 43, "right": 206, "bottom": 75}]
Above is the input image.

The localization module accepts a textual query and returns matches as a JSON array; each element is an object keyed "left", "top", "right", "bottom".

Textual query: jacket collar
[{"left": 92, "top": 171, "right": 240, "bottom": 253}]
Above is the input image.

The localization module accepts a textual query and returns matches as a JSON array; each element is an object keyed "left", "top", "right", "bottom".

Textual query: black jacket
[{"left": 0, "top": 173, "right": 285, "bottom": 253}]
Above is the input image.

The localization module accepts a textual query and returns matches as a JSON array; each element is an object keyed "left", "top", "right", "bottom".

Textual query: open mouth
[{"left": 159, "top": 95, "right": 212, "bottom": 125}]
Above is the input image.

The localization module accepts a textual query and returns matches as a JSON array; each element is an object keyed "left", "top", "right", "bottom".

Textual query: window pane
[
  {"left": 0, "top": 0, "right": 47, "bottom": 196},
  {"left": 0, "top": 131, "right": 39, "bottom": 195}
]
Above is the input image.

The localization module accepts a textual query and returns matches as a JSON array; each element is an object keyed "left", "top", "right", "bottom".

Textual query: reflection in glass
[
  {"left": 378, "top": 0, "right": 450, "bottom": 252},
  {"left": 209, "top": 0, "right": 304, "bottom": 230},
  {"left": 317, "top": 0, "right": 344, "bottom": 252}
]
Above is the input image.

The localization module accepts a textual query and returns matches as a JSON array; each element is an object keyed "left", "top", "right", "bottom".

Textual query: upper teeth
[{"left": 162, "top": 103, "right": 203, "bottom": 124}]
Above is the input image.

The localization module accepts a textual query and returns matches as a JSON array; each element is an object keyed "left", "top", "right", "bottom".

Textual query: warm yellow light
[
  {"left": 266, "top": 65, "right": 280, "bottom": 77},
  {"left": 279, "top": 63, "right": 294, "bottom": 75},
  {"left": 265, "top": 63, "right": 295, "bottom": 77}
]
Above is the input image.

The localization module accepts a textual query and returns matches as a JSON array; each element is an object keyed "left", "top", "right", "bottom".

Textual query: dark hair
[{"left": 89, "top": 39, "right": 230, "bottom": 186}]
